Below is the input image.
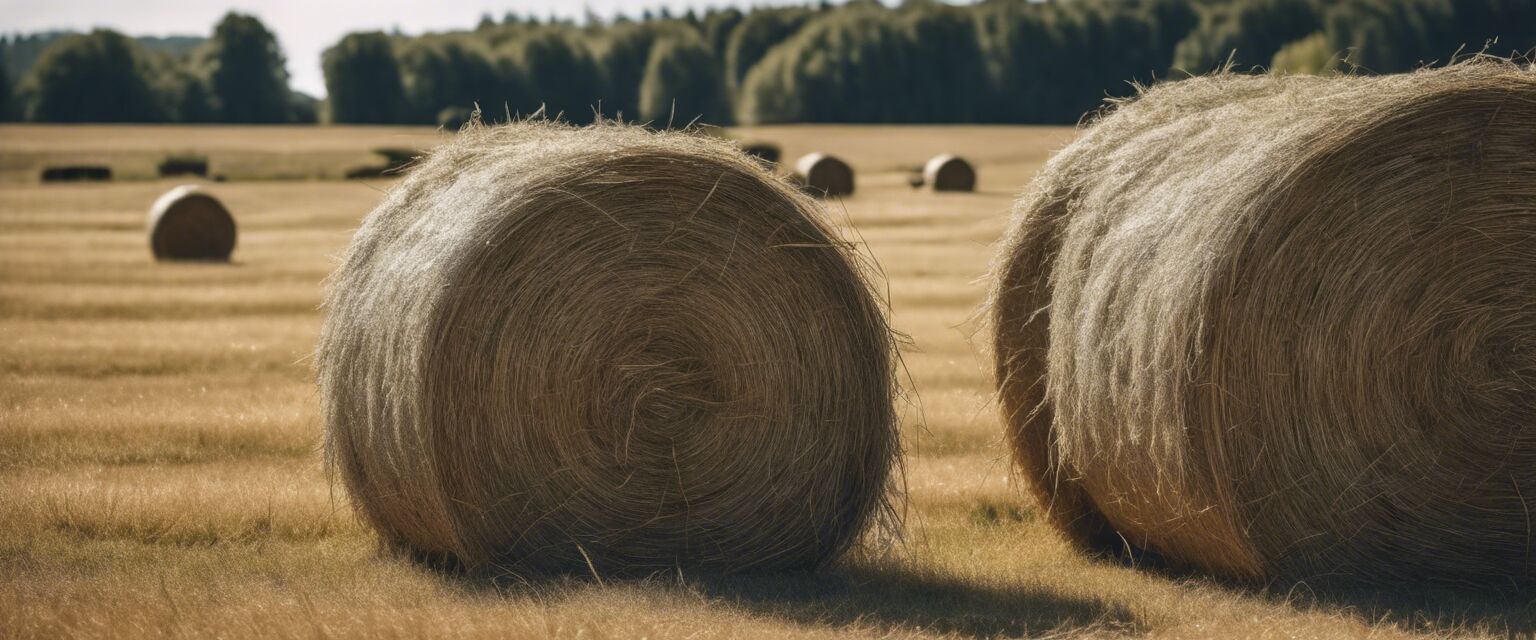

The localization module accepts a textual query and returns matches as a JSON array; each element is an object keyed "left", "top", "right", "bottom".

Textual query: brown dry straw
[
  {"left": 923, "top": 154, "right": 976, "bottom": 192},
  {"left": 146, "top": 185, "right": 236, "bottom": 261},
  {"left": 795, "top": 152, "right": 855, "bottom": 197},
  {"left": 989, "top": 61, "right": 1536, "bottom": 586},
  {"left": 318, "top": 120, "right": 899, "bottom": 577}
]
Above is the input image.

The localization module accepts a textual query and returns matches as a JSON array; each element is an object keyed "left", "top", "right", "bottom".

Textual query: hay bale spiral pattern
[
  {"left": 990, "top": 62, "right": 1536, "bottom": 585},
  {"left": 319, "top": 122, "right": 898, "bottom": 575}
]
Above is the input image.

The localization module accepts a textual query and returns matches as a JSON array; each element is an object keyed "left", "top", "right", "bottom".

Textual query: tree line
[
  {"left": 0, "top": 14, "right": 311, "bottom": 123},
  {"left": 5, "top": 0, "right": 1535, "bottom": 125}
]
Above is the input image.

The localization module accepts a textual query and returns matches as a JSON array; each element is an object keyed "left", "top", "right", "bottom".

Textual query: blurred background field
[
  {"left": 0, "top": 125, "right": 441, "bottom": 182},
  {"left": 3, "top": 124, "right": 1534, "bottom": 638},
  {"left": 0, "top": 124, "right": 1059, "bottom": 183}
]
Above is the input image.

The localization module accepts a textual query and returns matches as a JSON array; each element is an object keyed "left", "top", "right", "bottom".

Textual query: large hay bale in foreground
[
  {"left": 146, "top": 185, "right": 236, "bottom": 261},
  {"left": 922, "top": 154, "right": 975, "bottom": 192},
  {"left": 990, "top": 62, "right": 1536, "bottom": 586},
  {"left": 319, "top": 121, "right": 898, "bottom": 576},
  {"left": 794, "top": 152, "right": 854, "bottom": 197}
]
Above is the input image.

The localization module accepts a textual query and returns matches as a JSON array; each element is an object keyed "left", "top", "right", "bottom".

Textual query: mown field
[{"left": 1, "top": 124, "right": 1532, "bottom": 639}]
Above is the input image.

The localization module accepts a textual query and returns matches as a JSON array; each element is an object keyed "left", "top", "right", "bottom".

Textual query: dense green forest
[
  {"left": 1, "top": 31, "right": 204, "bottom": 85},
  {"left": 4, "top": 0, "right": 1535, "bottom": 125},
  {"left": 2, "top": 16, "right": 313, "bottom": 124}
]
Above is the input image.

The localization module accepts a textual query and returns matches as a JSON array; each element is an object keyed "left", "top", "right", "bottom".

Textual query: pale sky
[{"left": 0, "top": 0, "right": 861, "bottom": 97}]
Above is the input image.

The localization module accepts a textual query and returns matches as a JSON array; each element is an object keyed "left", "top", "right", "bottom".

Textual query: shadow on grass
[
  {"left": 684, "top": 564, "right": 1140, "bottom": 638},
  {"left": 408, "top": 541, "right": 1139, "bottom": 638},
  {"left": 1097, "top": 545, "right": 1536, "bottom": 636},
  {"left": 1285, "top": 584, "right": 1536, "bottom": 637}
]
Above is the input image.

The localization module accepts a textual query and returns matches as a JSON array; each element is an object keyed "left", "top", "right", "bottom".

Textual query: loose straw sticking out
[
  {"left": 990, "top": 60, "right": 1536, "bottom": 586},
  {"left": 741, "top": 142, "right": 782, "bottom": 167},
  {"left": 318, "top": 120, "right": 900, "bottom": 576}
]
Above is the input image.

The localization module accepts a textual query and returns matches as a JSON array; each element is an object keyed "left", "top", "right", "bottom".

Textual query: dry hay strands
[
  {"left": 923, "top": 154, "right": 975, "bottom": 192},
  {"left": 146, "top": 185, "right": 237, "bottom": 262},
  {"left": 346, "top": 147, "right": 423, "bottom": 180},
  {"left": 990, "top": 61, "right": 1536, "bottom": 587},
  {"left": 795, "top": 152, "right": 855, "bottom": 198},
  {"left": 319, "top": 120, "right": 900, "bottom": 578},
  {"left": 437, "top": 105, "right": 475, "bottom": 131}
]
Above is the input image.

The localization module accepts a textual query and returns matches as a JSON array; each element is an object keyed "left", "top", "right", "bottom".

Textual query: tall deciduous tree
[
  {"left": 639, "top": 33, "right": 729, "bottom": 126},
  {"left": 1170, "top": 0, "right": 1319, "bottom": 73},
  {"left": 203, "top": 13, "right": 291, "bottom": 123},
  {"left": 0, "top": 47, "right": 12, "bottom": 121},
  {"left": 398, "top": 38, "right": 499, "bottom": 123},
  {"left": 724, "top": 8, "right": 812, "bottom": 91},
  {"left": 594, "top": 21, "right": 692, "bottom": 121},
  {"left": 323, "top": 32, "right": 406, "bottom": 124},
  {"left": 508, "top": 29, "right": 606, "bottom": 124},
  {"left": 24, "top": 30, "right": 164, "bottom": 122},
  {"left": 737, "top": 9, "right": 911, "bottom": 124},
  {"left": 702, "top": 8, "right": 745, "bottom": 55},
  {"left": 900, "top": 4, "right": 991, "bottom": 122}
]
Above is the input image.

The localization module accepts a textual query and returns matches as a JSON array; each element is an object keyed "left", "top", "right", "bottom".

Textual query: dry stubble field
[{"left": 1, "top": 124, "right": 1532, "bottom": 639}]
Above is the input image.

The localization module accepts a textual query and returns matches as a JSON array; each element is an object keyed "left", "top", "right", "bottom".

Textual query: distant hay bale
[
  {"left": 922, "top": 154, "right": 975, "bottom": 192},
  {"left": 41, "top": 165, "right": 111, "bottom": 182},
  {"left": 318, "top": 121, "right": 898, "bottom": 576},
  {"left": 990, "top": 62, "right": 1536, "bottom": 586},
  {"left": 794, "top": 152, "right": 854, "bottom": 197},
  {"left": 372, "top": 147, "right": 419, "bottom": 173},
  {"left": 343, "top": 165, "right": 388, "bottom": 180},
  {"left": 346, "top": 147, "right": 422, "bottom": 180},
  {"left": 158, "top": 154, "right": 209, "bottom": 178},
  {"left": 741, "top": 142, "right": 781, "bottom": 167},
  {"left": 146, "top": 185, "right": 236, "bottom": 261}
]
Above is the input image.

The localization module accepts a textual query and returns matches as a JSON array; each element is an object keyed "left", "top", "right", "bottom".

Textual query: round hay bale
[
  {"left": 794, "top": 152, "right": 854, "bottom": 197},
  {"left": 146, "top": 185, "right": 236, "bottom": 261},
  {"left": 741, "top": 142, "right": 781, "bottom": 167},
  {"left": 922, "top": 154, "right": 975, "bottom": 192},
  {"left": 42, "top": 165, "right": 111, "bottom": 182},
  {"left": 318, "top": 121, "right": 898, "bottom": 576},
  {"left": 989, "top": 62, "right": 1536, "bottom": 586}
]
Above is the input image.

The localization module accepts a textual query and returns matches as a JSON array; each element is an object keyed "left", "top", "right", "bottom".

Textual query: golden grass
[
  {"left": 0, "top": 125, "right": 449, "bottom": 182},
  {"left": 0, "top": 124, "right": 1531, "bottom": 638}
]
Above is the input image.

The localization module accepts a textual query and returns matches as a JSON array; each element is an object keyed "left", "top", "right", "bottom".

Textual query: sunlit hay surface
[
  {"left": 146, "top": 185, "right": 237, "bottom": 262},
  {"left": 990, "top": 61, "right": 1536, "bottom": 586},
  {"left": 318, "top": 120, "right": 900, "bottom": 576}
]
